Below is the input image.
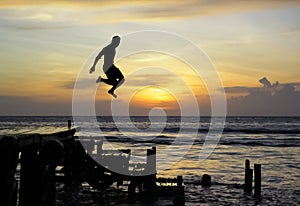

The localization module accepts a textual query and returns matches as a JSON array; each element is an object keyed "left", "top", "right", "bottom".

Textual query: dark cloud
[
  {"left": 225, "top": 86, "right": 257, "bottom": 94},
  {"left": 0, "top": 96, "right": 72, "bottom": 115},
  {"left": 60, "top": 81, "right": 76, "bottom": 90},
  {"left": 225, "top": 82, "right": 300, "bottom": 94},
  {"left": 227, "top": 78, "right": 300, "bottom": 116},
  {"left": 0, "top": 95, "right": 114, "bottom": 116}
]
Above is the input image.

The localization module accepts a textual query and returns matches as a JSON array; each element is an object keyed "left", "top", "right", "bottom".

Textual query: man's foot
[
  {"left": 96, "top": 76, "right": 102, "bottom": 83},
  {"left": 89, "top": 66, "right": 95, "bottom": 74},
  {"left": 108, "top": 89, "right": 117, "bottom": 98}
]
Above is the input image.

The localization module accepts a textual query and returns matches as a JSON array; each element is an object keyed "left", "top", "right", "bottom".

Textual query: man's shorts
[{"left": 105, "top": 64, "right": 123, "bottom": 80}]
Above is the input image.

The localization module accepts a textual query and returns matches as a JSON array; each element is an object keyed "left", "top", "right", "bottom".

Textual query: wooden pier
[{"left": 0, "top": 121, "right": 184, "bottom": 206}]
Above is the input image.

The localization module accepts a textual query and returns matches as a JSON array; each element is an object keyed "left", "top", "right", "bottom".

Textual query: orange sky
[{"left": 0, "top": 1, "right": 299, "bottom": 115}]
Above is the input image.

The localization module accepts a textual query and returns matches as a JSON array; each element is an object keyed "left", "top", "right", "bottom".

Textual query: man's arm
[{"left": 89, "top": 49, "right": 104, "bottom": 74}]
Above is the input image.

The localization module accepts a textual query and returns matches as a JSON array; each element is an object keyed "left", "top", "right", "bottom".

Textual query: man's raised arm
[{"left": 89, "top": 49, "right": 104, "bottom": 74}]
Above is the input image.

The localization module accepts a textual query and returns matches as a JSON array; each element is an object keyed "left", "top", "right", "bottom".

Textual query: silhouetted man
[{"left": 89, "top": 36, "right": 125, "bottom": 98}]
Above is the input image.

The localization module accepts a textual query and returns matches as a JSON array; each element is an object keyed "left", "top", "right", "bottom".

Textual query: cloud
[
  {"left": 0, "top": 0, "right": 299, "bottom": 24},
  {"left": 60, "top": 78, "right": 96, "bottom": 90},
  {"left": 225, "top": 86, "right": 257, "bottom": 94},
  {"left": 125, "top": 0, "right": 300, "bottom": 21},
  {"left": 3, "top": 22, "right": 72, "bottom": 31},
  {"left": 0, "top": 95, "right": 72, "bottom": 115},
  {"left": 282, "top": 28, "right": 300, "bottom": 36},
  {"left": 0, "top": 95, "right": 114, "bottom": 116},
  {"left": 125, "top": 73, "right": 175, "bottom": 87},
  {"left": 0, "top": 7, "right": 76, "bottom": 30},
  {"left": 1, "top": 0, "right": 299, "bottom": 32},
  {"left": 227, "top": 78, "right": 300, "bottom": 116},
  {"left": 225, "top": 82, "right": 300, "bottom": 94}
]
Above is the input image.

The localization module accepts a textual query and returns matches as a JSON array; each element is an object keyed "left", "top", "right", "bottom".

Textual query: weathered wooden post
[
  {"left": 143, "top": 147, "right": 157, "bottom": 195},
  {"left": 64, "top": 138, "right": 87, "bottom": 182},
  {"left": 177, "top": 175, "right": 184, "bottom": 194},
  {"left": 128, "top": 179, "right": 138, "bottom": 201},
  {"left": 96, "top": 140, "right": 103, "bottom": 155},
  {"left": 201, "top": 174, "right": 211, "bottom": 187},
  {"left": 244, "top": 159, "right": 253, "bottom": 193},
  {"left": 146, "top": 147, "right": 156, "bottom": 175},
  {"left": 19, "top": 142, "right": 41, "bottom": 206},
  {"left": 0, "top": 136, "right": 18, "bottom": 206},
  {"left": 120, "top": 149, "right": 131, "bottom": 171},
  {"left": 62, "top": 138, "right": 73, "bottom": 186},
  {"left": 254, "top": 164, "right": 261, "bottom": 198},
  {"left": 68, "top": 120, "right": 72, "bottom": 129},
  {"left": 39, "top": 139, "right": 64, "bottom": 204},
  {"left": 177, "top": 176, "right": 183, "bottom": 187},
  {"left": 129, "top": 147, "right": 157, "bottom": 199}
]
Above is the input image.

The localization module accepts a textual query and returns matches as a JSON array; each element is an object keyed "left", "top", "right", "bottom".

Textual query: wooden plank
[
  {"left": 0, "top": 128, "right": 78, "bottom": 149},
  {"left": 41, "top": 128, "right": 77, "bottom": 142}
]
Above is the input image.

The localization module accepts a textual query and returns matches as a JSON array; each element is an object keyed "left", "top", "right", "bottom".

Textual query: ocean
[{"left": 1, "top": 116, "right": 300, "bottom": 205}]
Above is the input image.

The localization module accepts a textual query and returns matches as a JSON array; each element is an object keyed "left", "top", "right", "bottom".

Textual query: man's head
[{"left": 111, "top": 35, "right": 121, "bottom": 47}]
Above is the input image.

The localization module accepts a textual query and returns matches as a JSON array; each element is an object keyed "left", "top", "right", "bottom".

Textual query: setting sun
[{"left": 130, "top": 86, "right": 178, "bottom": 110}]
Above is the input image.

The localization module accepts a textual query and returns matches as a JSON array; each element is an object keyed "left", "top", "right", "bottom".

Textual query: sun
[{"left": 131, "top": 86, "right": 178, "bottom": 110}]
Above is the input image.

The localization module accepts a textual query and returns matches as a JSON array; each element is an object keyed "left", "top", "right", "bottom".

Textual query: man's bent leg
[{"left": 108, "top": 76, "right": 124, "bottom": 97}]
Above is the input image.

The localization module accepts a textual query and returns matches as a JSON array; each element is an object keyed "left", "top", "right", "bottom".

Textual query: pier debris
[
  {"left": 244, "top": 159, "right": 262, "bottom": 198},
  {"left": 0, "top": 136, "right": 18, "bottom": 206},
  {"left": 1, "top": 121, "right": 185, "bottom": 205},
  {"left": 244, "top": 159, "right": 253, "bottom": 193},
  {"left": 201, "top": 174, "right": 211, "bottom": 187},
  {"left": 254, "top": 164, "right": 261, "bottom": 198}
]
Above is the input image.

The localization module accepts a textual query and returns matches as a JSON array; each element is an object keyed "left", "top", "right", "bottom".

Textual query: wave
[
  {"left": 99, "top": 126, "right": 300, "bottom": 135},
  {"left": 80, "top": 135, "right": 300, "bottom": 147},
  {"left": 219, "top": 140, "right": 300, "bottom": 147},
  {"left": 198, "top": 128, "right": 300, "bottom": 134},
  {"left": 79, "top": 135, "right": 175, "bottom": 145},
  {"left": 99, "top": 127, "right": 300, "bottom": 135}
]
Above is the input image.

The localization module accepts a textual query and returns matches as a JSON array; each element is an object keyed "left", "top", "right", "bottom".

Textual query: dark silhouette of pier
[
  {"left": 0, "top": 120, "right": 263, "bottom": 206},
  {"left": 0, "top": 121, "right": 184, "bottom": 206}
]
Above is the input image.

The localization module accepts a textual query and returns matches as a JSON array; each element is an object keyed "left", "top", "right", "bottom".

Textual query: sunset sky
[{"left": 0, "top": 0, "right": 299, "bottom": 116}]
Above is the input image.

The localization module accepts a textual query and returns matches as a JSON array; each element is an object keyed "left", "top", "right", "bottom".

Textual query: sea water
[{"left": 1, "top": 116, "right": 299, "bottom": 205}]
